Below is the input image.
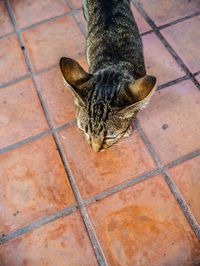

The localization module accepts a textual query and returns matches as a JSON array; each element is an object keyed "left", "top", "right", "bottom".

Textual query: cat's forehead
[
  {"left": 94, "top": 69, "right": 123, "bottom": 84},
  {"left": 88, "top": 77, "right": 121, "bottom": 106},
  {"left": 87, "top": 101, "right": 111, "bottom": 120}
]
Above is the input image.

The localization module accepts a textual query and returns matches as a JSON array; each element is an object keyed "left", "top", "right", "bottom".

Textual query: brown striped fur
[{"left": 60, "top": 0, "right": 156, "bottom": 152}]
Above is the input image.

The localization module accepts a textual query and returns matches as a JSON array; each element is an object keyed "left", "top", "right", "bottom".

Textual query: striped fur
[
  {"left": 60, "top": 0, "right": 156, "bottom": 152},
  {"left": 84, "top": 0, "right": 146, "bottom": 77}
]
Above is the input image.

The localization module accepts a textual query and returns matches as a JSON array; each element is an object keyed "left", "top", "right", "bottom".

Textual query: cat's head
[{"left": 60, "top": 57, "right": 156, "bottom": 152}]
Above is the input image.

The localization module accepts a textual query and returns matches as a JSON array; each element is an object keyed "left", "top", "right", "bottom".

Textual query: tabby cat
[{"left": 60, "top": 0, "right": 156, "bottom": 152}]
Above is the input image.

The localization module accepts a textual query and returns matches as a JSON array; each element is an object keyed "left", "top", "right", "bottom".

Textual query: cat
[{"left": 60, "top": 0, "right": 156, "bottom": 152}]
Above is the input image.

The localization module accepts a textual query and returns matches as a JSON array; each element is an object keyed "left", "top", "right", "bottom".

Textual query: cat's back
[
  {"left": 86, "top": 0, "right": 138, "bottom": 35},
  {"left": 85, "top": 0, "right": 146, "bottom": 78}
]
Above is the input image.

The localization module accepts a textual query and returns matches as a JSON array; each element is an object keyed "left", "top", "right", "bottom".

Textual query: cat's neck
[{"left": 90, "top": 61, "right": 145, "bottom": 80}]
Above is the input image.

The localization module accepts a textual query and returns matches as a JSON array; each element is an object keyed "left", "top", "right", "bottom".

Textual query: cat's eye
[
  {"left": 105, "top": 131, "right": 119, "bottom": 140},
  {"left": 105, "top": 135, "right": 117, "bottom": 140}
]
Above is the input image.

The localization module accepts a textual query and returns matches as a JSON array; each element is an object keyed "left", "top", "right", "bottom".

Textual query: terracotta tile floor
[{"left": 0, "top": 1, "right": 200, "bottom": 265}]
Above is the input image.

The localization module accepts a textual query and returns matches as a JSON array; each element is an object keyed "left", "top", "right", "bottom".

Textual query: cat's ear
[
  {"left": 60, "top": 57, "right": 92, "bottom": 105},
  {"left": 119, "top": 75, "right": 156, "bottom": 118}
]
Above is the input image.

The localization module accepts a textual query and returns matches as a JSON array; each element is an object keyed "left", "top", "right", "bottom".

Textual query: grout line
[
  {"left": 72, "top": 10, "right": 87, "bottom": 38},
  {"left": 84, "top": 168, "right": 161, "bottom": 206},
  {"left": 34, "top": 64, "right": 59, "bottom": 75},
  {"left": 134, "top": 118, "right": 200, "bottom": 241},
  {"left": 0, "top": 74, "right": 31, "bottom": 89},
  {"left": 140, "top": 29, "right": 153, "bottom": 36},
  {"left": 131, "top": 0, "right": 200, "bottom": 91},
  {"left": 74, "top": 7, "right": 83, "bottom": 12},
  {"left": 5, "top": 1, "right": 33, "bottom": 76},
  {"left": 0, "top": 120, "right": 77, "bottom": 156},
  {"left": 158, "top": 11, "right": 200, "bottom": 30},
  {"left": 20, "top": 13, "right": 71, "bottom": 32},
  {"left": 65, "top": 0, "right": 77, "bottom": 10},
  {"left": 0, "top": 205, "right": 78, "bottom": 245},
  {"left": 66, "top": 0, "right": 86, "bottom": 37},
  {"left": 33, "top": 49, "right": 85, "bottom": 74},
  {"left": 65, "top": 0, "right": 84, "bottom": 11},
  {"left": 0, "top": 44, "right": 84, "bottom": 92},
  {"left": 134, "top": 119, "right": 163, "bottom": 167},
  {"left": 166, "top": 149, "right": 200, "bottom": 169},
  {"left": 35, "top": 63, "right": 66, "bottom": 76},
  {"left": 0, "top": 31, "right": 14, "bottom": 40},
  {"left": 0, "top": 64, "right": 60, "bottom": 91},
  {"left": 163, "top": 170, "right": 200, "bottom": 240},
  {"left": 4, "top": 7, "right": 82, "bottom": 35},
  {"left": 194, "top": 70, "right": 200, "bottom": 77},
  {"left": 73, "top": 10, "right": 87, "bottom": 37},
  {"left": 156, "top": 75, "right": 190, "bottom": 90},
  {"left": 65, "top": 0, "right": 87, "bottom": 40},
  {"left": 0, "top": 130, "right": 50, "bottom": 155},
  {"left": 53, "top": 120, "right": 76, "bottom": 133}
]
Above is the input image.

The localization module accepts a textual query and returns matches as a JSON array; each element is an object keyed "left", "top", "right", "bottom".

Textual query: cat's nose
[
  {"left": 91, "top": 143, "right": 101, "bottom": 152},
  {"left": 91, "top": 139, "right": 102, "bottom": 152}
]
